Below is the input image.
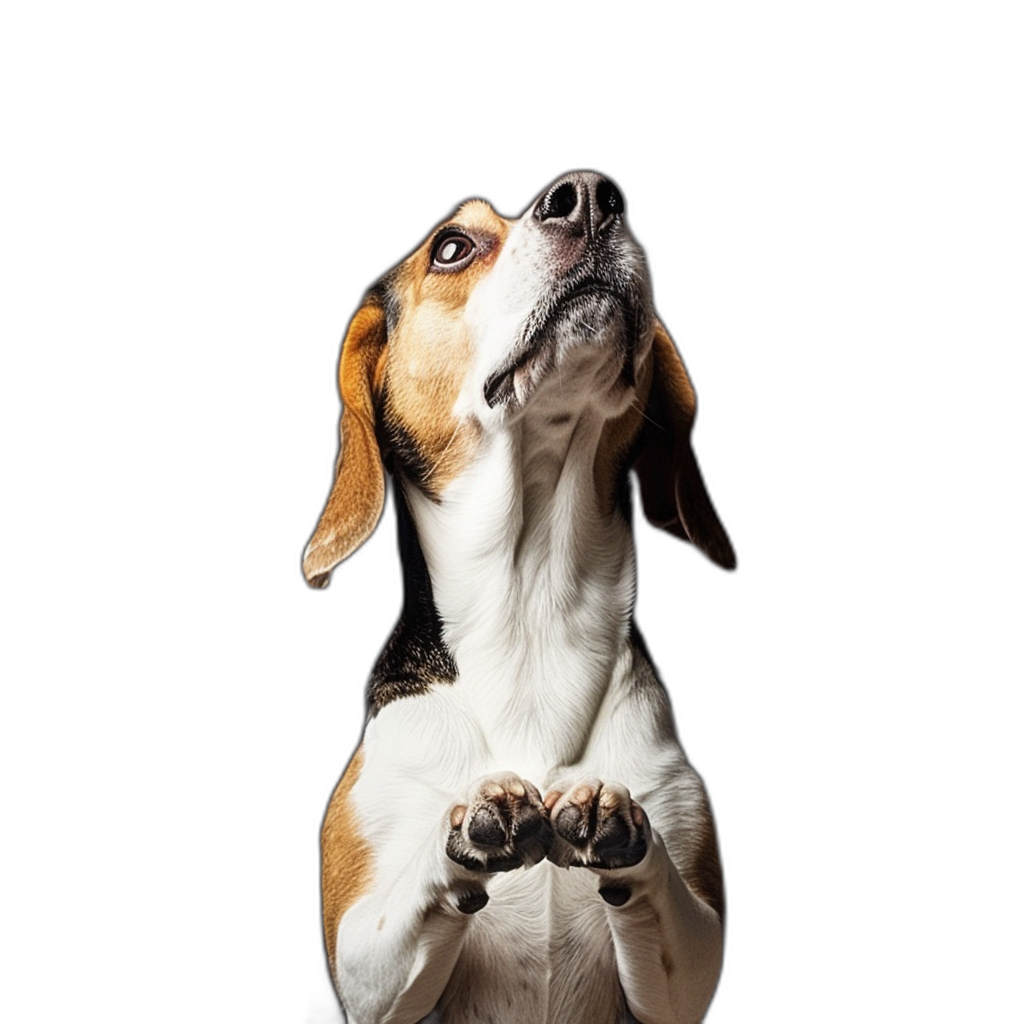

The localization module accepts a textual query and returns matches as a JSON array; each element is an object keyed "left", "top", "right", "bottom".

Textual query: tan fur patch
[
  {"left": 381, "top": 202, "right": 509, "bottom": 495},
  {"left": 321, "top": 748, "right": 373, "bottom": 979},
  {"left": 685, "top": 809, "right": 725, "bottom": 921},
  {"left": 303, "top": 301, "right": 388, "bottom": 585}
]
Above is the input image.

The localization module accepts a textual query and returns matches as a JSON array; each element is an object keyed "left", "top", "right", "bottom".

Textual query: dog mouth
[{"left": 484, "top": 279, "right": 634, "bottom": 408}]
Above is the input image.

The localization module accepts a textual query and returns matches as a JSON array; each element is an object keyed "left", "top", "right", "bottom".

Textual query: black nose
[{"left": 535, "top": 171, "right": 625, "bottom": 238}]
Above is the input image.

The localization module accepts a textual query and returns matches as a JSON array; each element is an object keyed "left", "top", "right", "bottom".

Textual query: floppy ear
[
  {"left": 634, "top": 321, "right": 736, "bottom": 570},
  {"left": 303, "top": 297, "right": 388, "bottom": 589}
]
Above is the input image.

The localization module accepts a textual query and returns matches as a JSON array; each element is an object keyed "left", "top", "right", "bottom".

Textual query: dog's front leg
[
  {"left": 333, "top": 831, "right": 482, "bottom": 1024},
  {"left": 546, "top": 781, "right": 723, "bottom": 1024},
  {"left": 332, "top": 772, "right": 551, "bottom": 1024}
]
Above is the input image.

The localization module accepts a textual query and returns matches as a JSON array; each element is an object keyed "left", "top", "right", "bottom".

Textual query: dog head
[{"left": 303, "top": 172, "right": 735, "bottom": 587}]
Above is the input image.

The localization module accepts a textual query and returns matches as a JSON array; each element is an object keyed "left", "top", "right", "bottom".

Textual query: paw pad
[
  {"left": 446, "top": 773, "right": 552, "bottom": 873},
  {"left": 547, "top": 780, "right": 648, "bottom": 870}
]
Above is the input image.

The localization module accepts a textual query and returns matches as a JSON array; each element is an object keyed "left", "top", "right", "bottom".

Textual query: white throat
[{"left": 404, "top": 403, "right": 637, "bottom": 768}]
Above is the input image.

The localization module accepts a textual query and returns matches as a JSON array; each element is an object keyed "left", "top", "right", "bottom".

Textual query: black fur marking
[
  {"left": 380, "top": 410, "right": 437, "bottom": 499},
  {"left": 368, "top": 484, "right": 457, "bottom": 715}
]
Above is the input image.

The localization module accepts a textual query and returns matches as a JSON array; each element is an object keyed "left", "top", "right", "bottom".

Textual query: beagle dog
[{"left": 303, "top": 171, "right": 735, "bottom": 1024}]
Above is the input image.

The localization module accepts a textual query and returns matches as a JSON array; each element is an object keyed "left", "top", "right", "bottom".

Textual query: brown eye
[{"left": 431, "top": 232, "right": 475, "bottom": 270}]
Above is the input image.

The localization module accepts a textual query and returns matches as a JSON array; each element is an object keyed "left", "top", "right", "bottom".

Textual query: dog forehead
[{"left": 450, "top": 198, "right": 511, "bottom": 237}]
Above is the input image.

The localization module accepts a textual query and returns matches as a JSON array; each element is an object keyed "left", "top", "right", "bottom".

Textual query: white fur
[
  {"left": 407, "top": 416, "right": 634, "bottom": 773},
  {"left": 331, "top": 186, "right": 723, "bottom": 1023},
  {"left": 341, "top": 619, "right": 722, "bottom": 1023}
]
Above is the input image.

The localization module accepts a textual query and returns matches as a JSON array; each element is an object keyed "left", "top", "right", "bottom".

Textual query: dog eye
[{"left": 431, "top": 232, "right": 475, "bottom": 270}]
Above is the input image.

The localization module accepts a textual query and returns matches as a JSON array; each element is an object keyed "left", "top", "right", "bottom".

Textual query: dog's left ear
[
  {"left": 634, "top": 321, "right": 736, "bottom": 570},
  {"left": 303, "top": 297, "right": 388, "bottom": 589}
]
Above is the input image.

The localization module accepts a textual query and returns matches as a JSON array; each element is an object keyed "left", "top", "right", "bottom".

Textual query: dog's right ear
[
  {"left": 634, "top": 321, "right": 736, "bottom": 570},
  {"left": 303, "top": 297, "right": 388, "bottom": 589}
]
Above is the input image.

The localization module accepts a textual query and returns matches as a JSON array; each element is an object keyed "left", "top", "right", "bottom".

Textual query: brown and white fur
[{"left": 303, "top": 172, "right": 736, "bottom": 1024}]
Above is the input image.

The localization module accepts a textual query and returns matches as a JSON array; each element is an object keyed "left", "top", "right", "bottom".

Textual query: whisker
[{"left": 629, "top": 395, "right": 664, "bottom": 431}]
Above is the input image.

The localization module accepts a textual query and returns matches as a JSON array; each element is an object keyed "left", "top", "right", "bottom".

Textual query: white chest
[{"left": 428, "top": 864, "right": 630, "bottom": 1024}]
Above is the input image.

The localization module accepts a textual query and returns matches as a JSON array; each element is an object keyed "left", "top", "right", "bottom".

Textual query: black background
[{"left": 201, "top": 110, "right": 847, "bottom": 1015}]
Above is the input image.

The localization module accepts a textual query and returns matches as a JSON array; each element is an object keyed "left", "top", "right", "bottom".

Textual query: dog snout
[{"left": 534, "top": 171, "right": 625, "bottom": 240}]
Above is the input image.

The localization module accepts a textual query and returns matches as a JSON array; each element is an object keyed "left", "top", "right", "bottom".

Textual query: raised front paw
[
  {"left": 445, "top": 773, "right": 552, "bottom": 874},
  {"left": 545, "top": 779, "right": 648, "bottom": 871}
]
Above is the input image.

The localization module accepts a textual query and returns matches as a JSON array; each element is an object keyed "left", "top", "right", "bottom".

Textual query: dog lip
[
  {"left": 484, "top": 363, "right": 518, "bottom": 407},
  {"left": 483, "top": 278, "right": 626, "bottom": 409},
  {"left": 484, "top": 344, "right": 540, "bottom": 409},
  {"left": 531, "top": 278, "right": 626, "bottom": 345},
  {"left": 555, "top": 276, "right": 622, "bottom": 305}
]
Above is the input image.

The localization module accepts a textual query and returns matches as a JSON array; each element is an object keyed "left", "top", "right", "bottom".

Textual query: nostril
[
  {"left": 596, "top": 179, "right": 624, "bottom": 218},
  {"left": 538, "top": 181, "right": 578, "bottom": 221}
]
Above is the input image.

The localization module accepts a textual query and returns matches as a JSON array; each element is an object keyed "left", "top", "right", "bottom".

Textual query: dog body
[{"left": 305, "top": 173, "right": 735, "bottom": 1024}]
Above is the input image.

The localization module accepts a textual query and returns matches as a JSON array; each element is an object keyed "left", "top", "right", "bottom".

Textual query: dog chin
[{"left": 484, "top": 293, "right": 632, "bottom": 414}]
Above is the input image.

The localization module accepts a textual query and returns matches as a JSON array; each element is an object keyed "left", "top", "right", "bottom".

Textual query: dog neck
[{"left": 403, "top": 403, "right": 637, "bottom": 766}]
